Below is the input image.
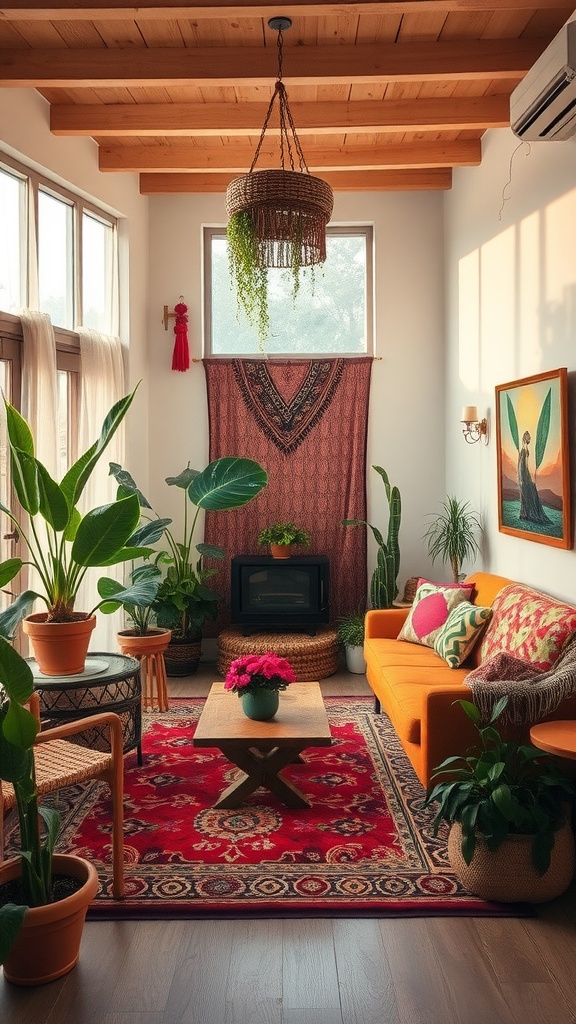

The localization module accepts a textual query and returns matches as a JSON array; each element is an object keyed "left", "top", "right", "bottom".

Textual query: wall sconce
[{"left": 461, "top": 406, "right": 489, "bottom": 445}]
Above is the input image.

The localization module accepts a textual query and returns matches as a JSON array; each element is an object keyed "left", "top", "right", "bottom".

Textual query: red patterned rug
[{"left": 6, "top": 698, "right": 528, "bottom": 918}]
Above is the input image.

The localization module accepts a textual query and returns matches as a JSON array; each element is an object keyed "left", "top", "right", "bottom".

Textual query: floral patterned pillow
[
  {"left": 397, "top": 582, "right": 474, "bottom": 649},
  {"left": 434, "top": 601, "right": 492, "bottom": 668},
  {"left": 479, "top": 583, "right": 576, "bottom": 671}
]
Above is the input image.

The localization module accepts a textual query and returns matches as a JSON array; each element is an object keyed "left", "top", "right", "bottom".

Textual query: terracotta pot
[
  {"left": 23, "top": 614, "right": 96, "bottom": 676},
  {"left": 270, "top": 543, "right": 292, "bottom": 559},
  {"left": 116, "top": 627, "right": 172, "bottom": 658},
  {"left": 1, "top": 854, "right": 99, "bottom": 986},
  {"left": 448, "top": 820, "right": 576, "bottom": 903}
]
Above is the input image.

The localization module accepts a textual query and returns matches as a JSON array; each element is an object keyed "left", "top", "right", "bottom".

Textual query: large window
[
  {"left": 0, "top": 152, "right": 118, "bottom": 334},
  {"left": 0, "top": 166, "right": 26, "bottom": 313},
  {"left": 205, "top": 225, "right": 373, "bottom": 356}
]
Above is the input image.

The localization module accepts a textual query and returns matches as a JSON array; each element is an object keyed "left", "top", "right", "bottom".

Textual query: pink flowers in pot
[{"left": 224, "top": 652, "right": 296, "bottom": 696}]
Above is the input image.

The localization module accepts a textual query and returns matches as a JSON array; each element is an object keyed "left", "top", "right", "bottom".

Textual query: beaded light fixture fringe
[{"left": 225, "top": 17, "right": 334, "bottom": 270}]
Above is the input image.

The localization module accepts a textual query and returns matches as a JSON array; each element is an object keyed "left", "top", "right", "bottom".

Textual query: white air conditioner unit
[{"left": 510, "top": 20, "right": 576, "bottom": 141}]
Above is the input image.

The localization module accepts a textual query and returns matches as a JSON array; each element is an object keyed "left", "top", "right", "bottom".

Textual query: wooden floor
[{"left": 3, "top": 658, "right": 576, "bottom": 1023}]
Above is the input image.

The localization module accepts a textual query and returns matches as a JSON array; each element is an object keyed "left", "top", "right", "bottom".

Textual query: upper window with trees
[{"left": 205, "top": 225, "right": 373, "bottom": 357}]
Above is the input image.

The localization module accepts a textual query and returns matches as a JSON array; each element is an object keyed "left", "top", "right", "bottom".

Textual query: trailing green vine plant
[
  {"left": 226, "top": 210, "right": 314, "bottom": 351},
  {"left": 227, "top": 211, "right": 270, "bottom": 350}
]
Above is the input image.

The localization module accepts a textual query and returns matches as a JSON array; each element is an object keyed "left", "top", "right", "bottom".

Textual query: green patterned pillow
[{"left": 433, "top": 601, "right": 493, "bottom": 669}]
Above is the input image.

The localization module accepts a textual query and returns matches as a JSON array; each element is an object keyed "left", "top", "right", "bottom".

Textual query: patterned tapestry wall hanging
[{"left": 203, "top": 357, "right": 373, "bottom": 630}]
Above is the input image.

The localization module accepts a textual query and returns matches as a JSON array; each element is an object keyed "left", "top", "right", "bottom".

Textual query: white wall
[
  {"left": 444, "top": 128, "right": 576, "bottom": 602},
  {"left": 0, "top": 88, "right": 151, "bottom": 494},
  {"left": 146, "top": 189, "right": 446, "bottom": 596}
]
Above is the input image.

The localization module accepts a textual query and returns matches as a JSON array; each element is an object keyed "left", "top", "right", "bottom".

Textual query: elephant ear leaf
[
  {"left": 506, "top": 395, "right": 519, "bottom": 452},
  {"left": 535, "top": 388, "right": 551, "bottom": 471}
]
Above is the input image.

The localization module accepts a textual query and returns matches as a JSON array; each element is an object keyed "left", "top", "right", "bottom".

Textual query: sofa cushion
[
  {"left": 479, "top": 583, "right": 576, "bottom": 671},
  {"left": 433, "top": 601, "right": 492, "bottom": 668},
  {"left": 397, "top": 581, "right": 473, "bottom": 649}
]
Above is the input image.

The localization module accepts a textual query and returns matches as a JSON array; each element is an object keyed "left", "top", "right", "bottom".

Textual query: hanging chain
[{"left": 249, "top": 26, "right": 310, "bottom": 175}]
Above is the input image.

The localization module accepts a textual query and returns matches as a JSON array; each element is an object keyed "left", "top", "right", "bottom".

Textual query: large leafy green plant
[
  {"left": 423, "top": 496, "right": 481, "bottom": 583},
  {"left": 109, "top": 457, "right": 268, "bottom": 640},
  {"left": 342, "top": 465, "right": 401, "bottom": 609},
  {"left": 0, "top": 637, "right": 60, "bottom": 964},
  {"left": 0, "top": 386, "right": 156, "bottom": 634},
  {"left": 424, "top": 697, "right": 574, "bottom": 874}
]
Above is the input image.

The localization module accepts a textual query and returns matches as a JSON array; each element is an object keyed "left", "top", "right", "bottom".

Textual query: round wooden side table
[
  {"left": 30, "top": 652, "right": 142, "bottom": 762},
  {"left": 530, "top": 721, "right": 576, "bottom": 760}
]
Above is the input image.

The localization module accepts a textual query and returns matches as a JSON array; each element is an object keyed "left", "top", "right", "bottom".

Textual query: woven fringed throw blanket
[{"left": 465, "top": 632, "right": 576, "bottom": 725}]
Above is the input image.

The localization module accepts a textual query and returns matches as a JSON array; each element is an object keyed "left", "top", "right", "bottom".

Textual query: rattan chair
[{"left": 0, "top": 694, "right": 125, "bottom": 899}]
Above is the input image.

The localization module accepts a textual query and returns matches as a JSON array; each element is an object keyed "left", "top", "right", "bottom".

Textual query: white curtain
[
  {"left": 19, "top": 310, "right": 59, "bottom": 478},
  {"left": 17, "top": 311, "right": 59, "bottom": 626},
  {"left": 76, "top": 328, "right": 126, "bottom": 653}
]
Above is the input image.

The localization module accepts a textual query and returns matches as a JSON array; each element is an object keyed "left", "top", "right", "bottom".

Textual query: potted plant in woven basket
[
  {"left": 424, "top": 697, "right": 576, "bottom": 903},
  {"left": 0, "top": 385, "right": 157, "bottom": 676},
  {"left": 225, "top": 18, "right": 333, "bottom": 350},
  {"left": 109, "top": 457, "right": 268, "bottom": 676},
  {"left": 0, "top": 636, "right": 98, "bottom": 985},
  {"left": 257, "top": 522, "right": 311, "bottom": 559}
]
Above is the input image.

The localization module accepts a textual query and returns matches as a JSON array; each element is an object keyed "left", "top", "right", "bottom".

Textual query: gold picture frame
[{"left": 495, "top": 368, "right": 572, "bottom": 549}]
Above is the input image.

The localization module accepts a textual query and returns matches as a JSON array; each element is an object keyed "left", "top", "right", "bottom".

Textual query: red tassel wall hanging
[
  {"left": 164, "top": 296, "right": 191, "bottom": 372},
  {"left": 172, "top": 300, "right": 190, "bottom": 372}
]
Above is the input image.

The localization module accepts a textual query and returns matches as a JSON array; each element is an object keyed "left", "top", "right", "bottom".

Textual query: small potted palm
[
  {"left": 423, "top": 496, "right": 482, "bottom": 583},
  {"left": 0, "top": 636, "right": 98, "bottom": 984},
  {"left": 257, "top": 522, "right": 311, "bottom": 559},
  {"left": 0, "top": 386, "right": 154, "bottom": 675},
  {"left": 424, "top": 697, "right": 576, "bottom": 903},
  {"left": 336, "top": 609, "right": 366, "bottom": 674}
]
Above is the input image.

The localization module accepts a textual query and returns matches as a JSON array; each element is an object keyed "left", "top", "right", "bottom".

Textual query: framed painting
[{"left": 495, "top": 368, "right": 572, "bottom": 549}]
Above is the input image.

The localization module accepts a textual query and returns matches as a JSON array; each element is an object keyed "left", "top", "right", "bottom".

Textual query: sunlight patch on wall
[
  {"left": 518, "top": 211, "right": 540, "bottom": 367},
  {"left": 544, "top": 189, "right": 576, "bottom": 352},
  {"left": 480, "top": 226, "right": 515, "bottom": 385},
  {"left": 458, "top": 248, "right": 480, "bottom": 393}
]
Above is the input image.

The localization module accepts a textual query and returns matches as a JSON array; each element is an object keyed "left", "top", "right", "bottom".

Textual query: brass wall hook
[{"left": 163, "top": 295, "right": 185, "bottom": 331}]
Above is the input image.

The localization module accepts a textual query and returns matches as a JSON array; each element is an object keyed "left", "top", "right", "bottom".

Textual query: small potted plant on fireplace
[{"left": 257, "top": 522, "right": 311, "bottom": 559}]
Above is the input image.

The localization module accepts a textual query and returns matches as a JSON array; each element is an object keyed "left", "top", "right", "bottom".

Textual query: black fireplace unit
[{"left": 231, "top": 555, "right": 329, "bottom": 635}]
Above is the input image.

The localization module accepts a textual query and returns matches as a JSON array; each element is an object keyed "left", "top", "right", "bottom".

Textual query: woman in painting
[{"left": 518, "top": 430, "right": 551, "bottom": 524}]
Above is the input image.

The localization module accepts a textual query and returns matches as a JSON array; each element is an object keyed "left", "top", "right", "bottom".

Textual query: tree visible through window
[{"left": 206, "top": 226, "right": 372, "bottom": 356}]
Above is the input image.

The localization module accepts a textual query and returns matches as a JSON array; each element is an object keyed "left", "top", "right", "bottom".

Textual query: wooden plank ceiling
[{"left": 0, "top": 2, "right": 572, "bottom": 193}]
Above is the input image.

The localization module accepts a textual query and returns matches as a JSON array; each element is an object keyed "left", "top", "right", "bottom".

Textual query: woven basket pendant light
[{"left": 225, "top": 17, "right": 334, "bottom": 270}]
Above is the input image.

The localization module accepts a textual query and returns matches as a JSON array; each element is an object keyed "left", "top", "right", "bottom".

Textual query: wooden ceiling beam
[
  {"left": 0, "top": 1, "right": 569, "bottom": 20},
  {"left": 0, "top": 39, "right": 545, "bottom": 88},
  {"left": 50, "top": 96, "right": 511, "bottom": 136},
  {"left": 99, "top": 139, "right": 481, "bottom": 172},
  {"left": 139, "top": 168, "right": 453, "bottom": 193}
]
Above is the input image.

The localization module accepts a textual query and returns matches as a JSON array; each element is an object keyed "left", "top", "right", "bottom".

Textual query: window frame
[
  {"left": 0, "top": 150, "right": 118, "bottom": 335},
  {"left": 203, "top": 223, "right": 374, "bottom": 359}
]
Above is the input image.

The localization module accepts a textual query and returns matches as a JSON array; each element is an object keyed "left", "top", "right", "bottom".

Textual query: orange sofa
[{"left": 364, "top": 572, "right": 576, "bottom": 790}]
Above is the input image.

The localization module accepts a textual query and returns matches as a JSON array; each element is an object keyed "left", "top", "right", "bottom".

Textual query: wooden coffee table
[{"left": 193, "top": 680, "right": 332, "bottom": 809}]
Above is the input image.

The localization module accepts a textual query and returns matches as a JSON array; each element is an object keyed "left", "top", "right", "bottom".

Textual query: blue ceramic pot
[{"left": 241, "top": 689, "right": 279, "bottom": 721}]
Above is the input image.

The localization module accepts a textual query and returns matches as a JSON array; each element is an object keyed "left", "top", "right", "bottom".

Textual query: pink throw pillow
[
  {"left": 479, "top": 583, "right": 576, "bottom": 671},
  {"left": 398, "top": 582, "right": 474, "bottom": 649}
]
